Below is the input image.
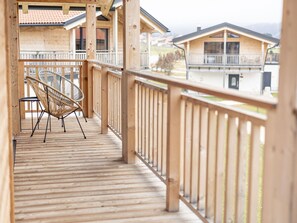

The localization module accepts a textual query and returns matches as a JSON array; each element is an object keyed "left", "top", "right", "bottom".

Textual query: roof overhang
[
  {"left": 64, "top": 11, "right": 102, "bottom": 30},
  {"left": 112, "top": 1, "right": 169, "bottom": 34},
  {"left": 174, "top": 26, "right": 278, "bottom": 45}
]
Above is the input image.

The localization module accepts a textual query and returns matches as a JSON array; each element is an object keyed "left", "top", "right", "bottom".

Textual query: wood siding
[
  {"left": 187, "top": 32, "right": 268, "bottom": 56},
  {"left": 19, "top": 26, "right": 71, "bottom": 51}
]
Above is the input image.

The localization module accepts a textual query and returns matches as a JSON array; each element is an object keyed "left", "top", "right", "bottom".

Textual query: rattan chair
[{"left": 26, "top": 75, "right": 86, "bottom": 142}]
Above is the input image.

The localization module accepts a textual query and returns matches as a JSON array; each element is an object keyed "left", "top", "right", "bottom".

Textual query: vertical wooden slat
[
  {"left": 183, "top": 101, "right": 192, "bottom": 198},
  {"left": 224, "top": 117, "right": 238, "bottom": 223},
  {"left": 161, "top": 93, "right": 167, "bottom": 176},
  {"left": 101, "top": 67, "right": 108, "bottom": 134},
  {"left": 205, "top": 109, "right": 218, "bottom": 219},
  {"left": 157, "top": 91, "right": 162, "bottom": 171},
  {"left": 82, "top": 61, "right": 88, "bottom": 116},
  {"left": 236, "top": 120, "right": 249, "bottom": 223},
  {"left": 18, "top": 61, "right": 25, "bottom": 119},
  {"left": 153, "top": 90, "right": 158, "bottom": 167},
  {"left": 190, "top": 104, "right": 200, "bottom": 204},
  {"left": 180, "top": 98, "right": 185, "bottom": 192},
  {"left": 166, "top": 86, "right": 181, "bottom": 212},
  {"left": 247, "top": 124, "right": 261, "bottom": 223},
  {"left": 214, "top": 113, "right": 227, "bottom": 223},
  {"left": 198, "top": 106, "right": 208, "bottom": 211}
]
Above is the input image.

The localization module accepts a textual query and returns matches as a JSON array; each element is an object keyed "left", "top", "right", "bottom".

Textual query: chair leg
[
  {"left": 43, "top": 114, "right": 51, "bottom": 143},
  {"left": 31, "top": 110, "right": 45, "bottom": 137},
  {"left": 62, "top": 117, "right": 66, "bottom": 132},
  {"left": 74, "top": 111, "right": 86, "bottom": 139}
]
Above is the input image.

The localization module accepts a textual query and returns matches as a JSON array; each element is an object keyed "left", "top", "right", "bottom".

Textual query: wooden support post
[
  {"left": 223, "top": 30, "right": 227, "bottom": 66},
  {"left": 113, "top": 8, "right": 118, "bottom": 65},
  {"left": 101, "top": 66, "right": 108, "bottom": 134},
  {"left": 18, "top": 61, "right": 25, "bottom": 119},
  {"left": 262, "top": 0, "right": 297, "bottom": 222},
  {"left": 85, "top": 3, "right": 96, "bottom": 118},
  {"left": 122, "top": 0, "right": 140, "bottom": 164},
  {"left": 166, "top": 86, "right": 181, "bottom": 212},
  {"left": 2, "top": 0, "right": 15, "bottom": 222},
  {"left": 6, "top": 0, "right": 20, "bottom": 136}
]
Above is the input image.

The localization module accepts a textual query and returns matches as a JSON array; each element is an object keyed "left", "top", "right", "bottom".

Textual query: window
[
  {"left": 204, "top": 42, "right": 224, "bottom": 54},
  {"left": 76, "top": 27, "right": 109, "bottom": 51},
  {"left": 227, "top": 32, "right": 240, "bottom": 38},
  {"left": 226, "top": 42, "right": 240, "bottom": 54}
]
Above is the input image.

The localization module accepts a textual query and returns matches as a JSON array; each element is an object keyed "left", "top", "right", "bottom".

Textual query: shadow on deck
[{"left": 14, "top": 116, "right": 199, "bottom": 223}]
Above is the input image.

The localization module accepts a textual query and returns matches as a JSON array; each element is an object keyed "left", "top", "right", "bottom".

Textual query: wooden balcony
[
  {"left": 15, "top": 117, "right": 199, "bottom": 223},
  {"left": 15, "top": 58, "right": 278, "bottom": 223}
]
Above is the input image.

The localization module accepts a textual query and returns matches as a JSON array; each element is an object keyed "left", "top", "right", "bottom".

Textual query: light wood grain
[{"left": 15, "top": 117, "right": 200, "bottom": 223}]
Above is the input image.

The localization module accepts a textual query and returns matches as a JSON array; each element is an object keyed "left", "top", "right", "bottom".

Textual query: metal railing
[{"left": 188, "top": 54, "right": 264, "bottom": 66}]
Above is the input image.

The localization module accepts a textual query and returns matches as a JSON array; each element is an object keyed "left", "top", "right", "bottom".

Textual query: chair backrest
[
  {"left": 38, "top": 70, "right": 84, "bottom": 102},
  {"left": 26, "top": 75, "right": 82, "bottom": 118}
]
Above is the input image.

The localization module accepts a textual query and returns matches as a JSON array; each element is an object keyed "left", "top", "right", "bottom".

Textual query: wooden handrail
[
  {"left": 128, "top": 69, "right": 277, "bottom": 110},
  {"left": 19, "top": 59, "right": 85, "bottom": 62},
  {"left": 88, "top": 59, "right": 123, "bottom": 71}
]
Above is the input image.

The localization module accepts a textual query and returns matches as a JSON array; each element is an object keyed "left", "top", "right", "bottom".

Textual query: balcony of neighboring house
[
  {"left": 188, "top": 53, "right": 264, "bottom": 68},
  {"left": 19, "top": 50, "right": 150, "bottom": 69}
]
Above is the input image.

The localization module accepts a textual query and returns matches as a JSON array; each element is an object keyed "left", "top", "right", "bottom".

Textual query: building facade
[{"left": 173, "top": 23, "right": 279, "bottom": 94}]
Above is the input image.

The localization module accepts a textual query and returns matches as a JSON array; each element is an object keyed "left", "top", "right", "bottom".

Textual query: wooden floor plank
[{"left": 15, "top": 117, "right": 201, "bottom": 223}]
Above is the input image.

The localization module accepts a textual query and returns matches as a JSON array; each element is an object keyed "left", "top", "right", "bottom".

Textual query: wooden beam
[
  {"left": 17, "top": 0, "right": 114, "bottom": 15},
  {"left": 6, "top": 0, "right": 20, "bottom": 136},
  {"left": 62, "top": 4, "right": 70, "bottom": 15},
  {"left": 262, "top": 0, "right": 297, "bottom": 222},
  {"left": 122, "top": 0, "right": 140, "bottom": 164},
  {"left": 86, "top": 3, "right": 96, "bottom": 118},
  {"left": 2, "top": 0, "right": 15, "bottom": 222},
  {"left": 17, "top": 0, "right": 105, "bottom": 4},
  {"left": 166, "top": 86, "right": 181, "bottom": 212},
  {"left": 22, "top": 3, "right": 28, "bottom": 13}
]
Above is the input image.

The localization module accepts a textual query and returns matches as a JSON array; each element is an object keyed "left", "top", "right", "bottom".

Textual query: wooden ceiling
[{"left": 17, "top": 0, "right": 114, "bottom": 15}]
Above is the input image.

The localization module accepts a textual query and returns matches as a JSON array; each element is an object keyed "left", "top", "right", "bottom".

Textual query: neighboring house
[
  {"left": 173, "top": 23, "right": 279, "bottom": 94},
  {"left": 19, "top": 0, "right": 169, "bottom": 67}
]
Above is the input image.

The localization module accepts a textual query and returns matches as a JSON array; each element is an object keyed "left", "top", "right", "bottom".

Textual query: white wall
[
  {"left": 189, "top": 70, "right": 262, "bottom": 94},
  {"left": 189, "top": 71, "right": 225, "bottom": 88},
  {"left": 238, "top": 72, "right": 262, "bottom": 94},
  {"left": 264, "top": 64, "right": 280, "bottom": 92}
]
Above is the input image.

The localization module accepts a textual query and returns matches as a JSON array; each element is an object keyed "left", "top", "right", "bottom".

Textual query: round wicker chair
[{"left": 26, "top": 75, "right": 86, "bottom": 142}]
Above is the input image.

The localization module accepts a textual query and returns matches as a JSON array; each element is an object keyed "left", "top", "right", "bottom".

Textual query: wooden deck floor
[{"left": 14, "top": 116, "right": 200, "bottom": 223}]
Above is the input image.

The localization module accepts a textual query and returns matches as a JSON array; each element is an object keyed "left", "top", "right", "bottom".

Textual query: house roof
[
  {"left": 173, "top": 22, "right": 279, "bottom": 45},
  {"left": 19, "top": 4, "right": 169, "bottom": 33},
  {"left": 19, "top": 9, "right": 84, "bottom": 26},
  {"left": 111, "top": 0, "right": 169, "bottom": 33}
]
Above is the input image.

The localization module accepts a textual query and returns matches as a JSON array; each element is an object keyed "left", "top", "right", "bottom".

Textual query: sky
[{"left": 140, "top": 0, "right": 283, "bottom": 36}]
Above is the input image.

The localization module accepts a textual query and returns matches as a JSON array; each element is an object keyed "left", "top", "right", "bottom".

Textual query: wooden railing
[
  {"left": 18, "top": 59, "right": 277, "bottom": 222},
  {"left": 88, "top": 60, "right": 277, "bottom": 223}
]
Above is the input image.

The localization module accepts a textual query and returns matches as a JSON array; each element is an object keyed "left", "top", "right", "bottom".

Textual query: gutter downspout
[{"left": 173, "top": 43, "right": 189, "bottom": 80}]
